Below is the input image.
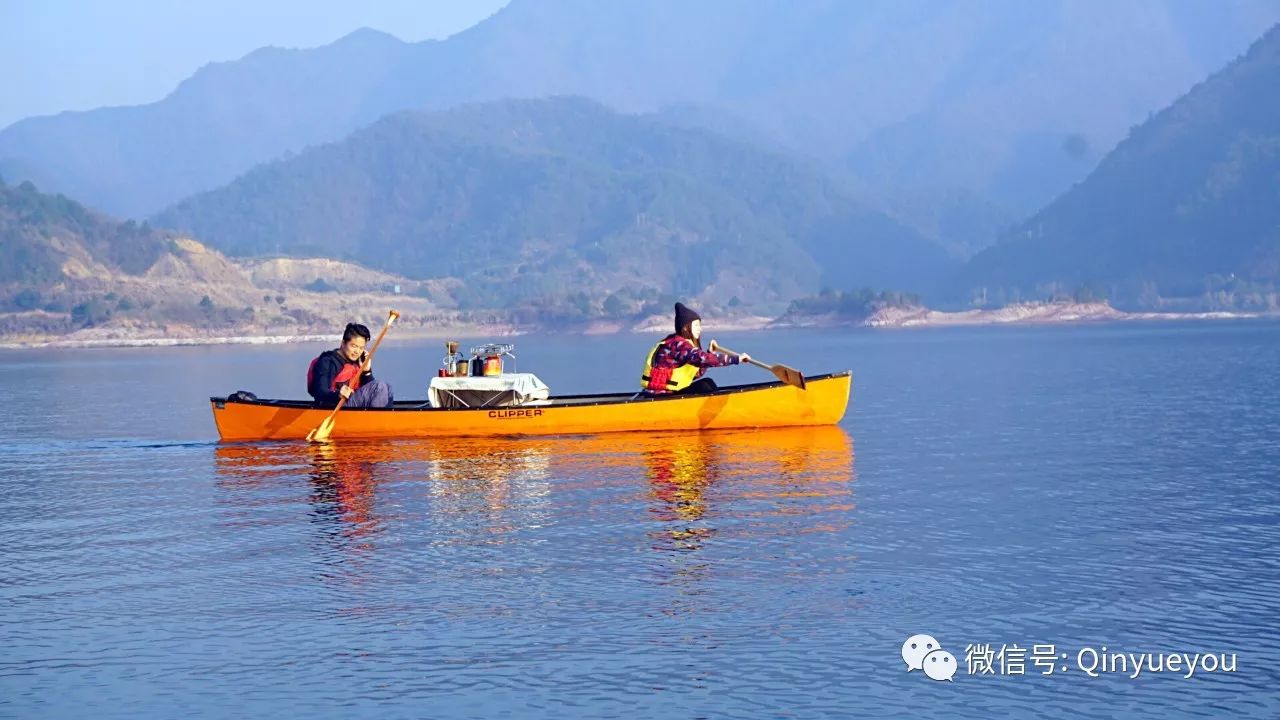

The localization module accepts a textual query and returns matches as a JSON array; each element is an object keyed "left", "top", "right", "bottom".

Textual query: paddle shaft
[
  {"left": 709, "top": 339, "right": 807, "bottom": 390},
  {"left": 710, "top": 341, "right": 771, "bottom": 369},
  {"left": 309, "top": 310, "right": 398, "bottom": 440}
]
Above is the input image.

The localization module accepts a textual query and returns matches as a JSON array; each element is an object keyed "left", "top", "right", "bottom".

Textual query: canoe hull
[{"left": 211, "top": 372, "right": 851, "bottom": 442}]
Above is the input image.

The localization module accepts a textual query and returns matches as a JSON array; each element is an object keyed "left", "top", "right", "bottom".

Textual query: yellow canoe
[{"left": 210, "top": 371, "right": 851, "bottom": 442}]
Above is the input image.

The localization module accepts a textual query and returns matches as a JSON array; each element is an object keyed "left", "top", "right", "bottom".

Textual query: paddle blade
[
  {"left": 771, "top": 364, "right": 807, "bottom": 390},
  {"left": 307, "top": 416, "right": 335, "bottom": 443}
]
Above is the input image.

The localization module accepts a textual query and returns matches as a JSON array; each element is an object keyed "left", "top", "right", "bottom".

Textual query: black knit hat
[{"left": 674, "top": 302, "right": 701, "bottom": 335}]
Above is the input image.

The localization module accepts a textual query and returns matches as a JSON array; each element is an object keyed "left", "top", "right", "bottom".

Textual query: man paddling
[
  {"left": 307, "top": 322, "right": 394, "bottom": 408},
  {"left": 640, "top": 302, "right": 748, "bottom": 396}
]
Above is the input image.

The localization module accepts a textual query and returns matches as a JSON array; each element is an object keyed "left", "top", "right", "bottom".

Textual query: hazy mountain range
[
  {"left": 153, "top": 97, "right": 952, "bottom": 309},
  {"left": 2, "top": 1, "right": 1278, "bottom": 334},
  {"left": 963, "top": 24, "right": 1280, "bottom": 310},
  {"left": 2, "top": 0, "right": 1276, "bottom": 222}
]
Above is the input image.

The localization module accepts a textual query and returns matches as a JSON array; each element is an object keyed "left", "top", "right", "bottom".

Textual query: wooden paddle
[
  {"left": 709, "top": 339, "right": 806, "bottom": 390},
  {"left": 306, "top": 310, "right": 400, "bottom": 442}
]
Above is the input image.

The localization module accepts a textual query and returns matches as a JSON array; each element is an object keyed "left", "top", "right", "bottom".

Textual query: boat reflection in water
[
  {"left": 213, "top": 425, "right": 855, "bottom": 563},
  {"left": 631, "top": 426, "right": 855, "bottom": 624},
  {"left": 415, "top": 437, "right": 553, "bottom": 521},
  {"left": 215, "top": 441, "right": 392, "bottom": 561}
]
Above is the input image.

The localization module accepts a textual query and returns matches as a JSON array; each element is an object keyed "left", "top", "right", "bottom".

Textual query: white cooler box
[{"left": 428, "top": 373, "right": 551, "bottom": 409}]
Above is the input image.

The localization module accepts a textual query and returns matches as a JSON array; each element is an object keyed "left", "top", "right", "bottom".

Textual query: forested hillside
[
  {"left": 961, "top": 25, "right": 1280, "bottom": 310},
  {"left": 155, "top": 98, "right": 952, "bottom": 309}
]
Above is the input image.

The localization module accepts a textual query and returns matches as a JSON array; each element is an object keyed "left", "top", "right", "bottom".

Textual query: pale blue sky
[{"left": 0, "top": 0, "right": 510, "bottom": 129}]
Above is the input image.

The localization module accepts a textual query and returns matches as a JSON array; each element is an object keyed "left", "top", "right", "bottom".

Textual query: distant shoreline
[
  {"left": 1, "top": 302, "right": 1273, "bottom": 350},
  {"left": 814, "top": 301, "right": 1273, "bottom": 329},
  {"left": 0, "top": 327, "right": 512, "bottom": 351}
]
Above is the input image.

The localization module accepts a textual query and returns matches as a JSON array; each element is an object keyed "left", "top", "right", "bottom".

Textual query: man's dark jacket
[{"left": 307, "top": 349, "right": 373, "bottom": 407}]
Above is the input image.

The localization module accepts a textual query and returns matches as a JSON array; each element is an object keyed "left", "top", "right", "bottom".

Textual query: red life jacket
[{"left": 307, "top": 352, "right": 363, "bottom": 393}]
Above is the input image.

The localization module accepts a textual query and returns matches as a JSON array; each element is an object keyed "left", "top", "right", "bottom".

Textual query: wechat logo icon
[{"left": 902, "top": 634, "right": 957, "bottom": 682}]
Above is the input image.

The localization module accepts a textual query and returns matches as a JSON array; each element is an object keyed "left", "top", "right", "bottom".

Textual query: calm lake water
[{"left": 2, "top": 322, "right": 1279, "bottom": 718}]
